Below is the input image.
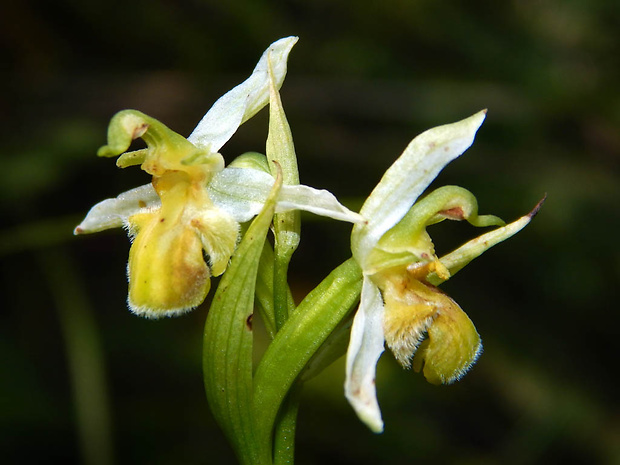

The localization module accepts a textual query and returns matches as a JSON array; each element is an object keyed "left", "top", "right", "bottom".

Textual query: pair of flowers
[{"left": 75, "top": 37, "right": 537, "bottom": 433}]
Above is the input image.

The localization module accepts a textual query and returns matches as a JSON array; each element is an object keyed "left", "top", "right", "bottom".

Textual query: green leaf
[
  {"left": 253, "top": 258, "right": 363, "bottom": 460},
  {"left": 299, "top": 318, "right": 353, "bottom": 383},
  {"left": 202, "top": 168, "right": 283, "bottom": 465}
]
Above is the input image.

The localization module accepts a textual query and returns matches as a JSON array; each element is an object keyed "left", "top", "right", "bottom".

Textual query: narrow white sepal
[
  {"left": 344, "top": 277, "right": 385, "bottom": 433},
  {"left": 352, "top": 110, "right": 487, "bottom": 268},
  {"left": 208, "top": 167, "right": 365, "bottom": 224},
  {"left": 278, "top": 184, "right": 364, "bottom": 223},
  {"left": 74, "top": 184, "right": 158, "bottom": 234},
  {"left": 188, "top": 37, "right": 298, "bottom": 153}
]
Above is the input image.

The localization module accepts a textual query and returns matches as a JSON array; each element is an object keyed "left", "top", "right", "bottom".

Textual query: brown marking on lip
[
  {"left": 440, "top": 206, "right": 465, "bottom": 220},
  {"left": 246, "top": 313, "right": 253, "bottom": 331},
  {"left": 132, "top": 123, "right": 149, "bottom": 139}
]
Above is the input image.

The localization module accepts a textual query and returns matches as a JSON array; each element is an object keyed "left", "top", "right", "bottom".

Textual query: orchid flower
[
  {"left": 74, "top": 37, "right": 363, "bottom": 318},
  {"left": 344, "top": 110, "right": 543, "bottom": 433}
]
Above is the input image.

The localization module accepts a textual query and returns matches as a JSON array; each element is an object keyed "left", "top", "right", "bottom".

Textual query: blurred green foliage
[{"left": 1, "top": 0, "right": 618, "bottom": 464}]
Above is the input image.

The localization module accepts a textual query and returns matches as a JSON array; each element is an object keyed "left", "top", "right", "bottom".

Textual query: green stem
[
  {"left": 255, "top": 242, "right": 278, "bottom": 338},
  {"left": 273, "top": 383, "right": 303, "bottom": 465},
  {"left": 39, "top": 247, "right": 115, "bottom": 465},
  {"left": 273, "top": 247, "right": 294, "bottom": 330},
  {"left": 256, "top": 241, "right": 296, "bottom": 339}
]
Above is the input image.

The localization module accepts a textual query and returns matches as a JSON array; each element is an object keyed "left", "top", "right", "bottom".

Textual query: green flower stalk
[
  {"left": 74, "top": 37, "right": 362, "bottom": 318},
  {"left": 345, "top": 111, "right": 543, "bottom": 433}
]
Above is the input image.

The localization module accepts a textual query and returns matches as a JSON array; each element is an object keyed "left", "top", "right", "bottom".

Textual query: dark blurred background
[{"left": 2, "top": 1, "right": 619, "bottom": 464}]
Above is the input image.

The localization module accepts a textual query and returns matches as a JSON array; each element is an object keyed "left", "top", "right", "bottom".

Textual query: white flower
[
  {"left": 75, "top": 37, "right": 363, "bottom": 318},
  {"left": 344, "top": 111, "right": 539, "bottom": 432}
]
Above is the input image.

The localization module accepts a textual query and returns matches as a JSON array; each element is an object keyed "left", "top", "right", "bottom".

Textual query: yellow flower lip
[
  {"left": 378, "top": 264, "right": 482, "bottom": 383},
  {"left": 93, "top": 109, "right": 241, "bottom": 318},
  {"left": 125, "top": 166, "right": 239, "bottom": 318},
  {"left": 127, "top": 206, "right": 213, "bottom": 317}
]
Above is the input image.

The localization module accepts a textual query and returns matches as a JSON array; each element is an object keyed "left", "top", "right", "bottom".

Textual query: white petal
[
  {"left": 208, "top": 167, "right": 365, "bottom": 224},
  {"left": 187, "top": 37, "right": 298, "bottom": 153},
  {"left": 74, "top": 184, "right": 159, "bottom": 234},
  {"left": 351, "top": 111, "right": 487, "bottom": 268},
  {"left": 344, "top": 277, "right": 385, "bottom": 433}
]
